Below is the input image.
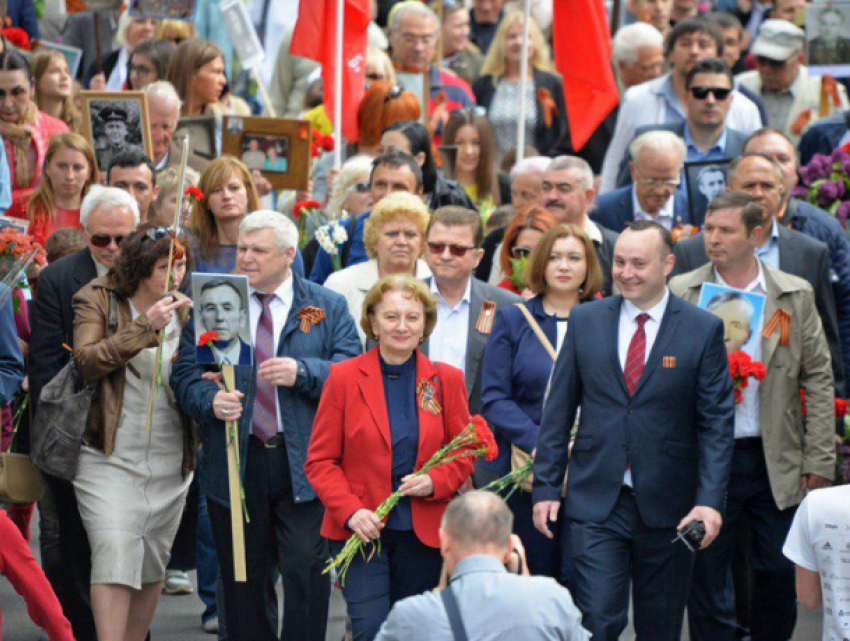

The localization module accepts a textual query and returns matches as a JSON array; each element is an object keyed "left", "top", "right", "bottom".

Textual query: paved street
[{"left": 1, "top": 511, "right": 823, "bottom": 640}]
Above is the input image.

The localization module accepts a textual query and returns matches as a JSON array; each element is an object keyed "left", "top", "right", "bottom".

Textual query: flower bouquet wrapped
[
  {"left": 326, "top": 415, "right": 498, "bottom": 584},
  {"left": 728, "top": 350, "right": 766, "bottom": 404},
  {"left": 0, "top": 227, "right": 46, "bottom": 312}
]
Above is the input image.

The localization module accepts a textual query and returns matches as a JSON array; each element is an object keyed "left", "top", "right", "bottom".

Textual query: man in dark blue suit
[
  {"left": 592, "top": 130, "right": 691, "bottom": 233},
  {"left": 532, "top": 221, "right": 735, "bottom": 641}
]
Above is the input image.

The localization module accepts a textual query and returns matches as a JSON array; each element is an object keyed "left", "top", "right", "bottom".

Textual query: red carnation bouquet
[
  {"left": 0, "top": 227, "right": 46, "bottom": 312},
  {"left": 800, "top": 388, "right": 850, "bottom": 484},
  {"left": 1, "top": 26, "right": 31, "bottom": 51},
  {"left": 325, "top": 415, "right": 498, "bottom": 583},
  {"left": 292, "top": 199, "right": 323, "bottom": 250},
  {"left": 311, "top": 130, "right": 334, "bottom": 158},
  {"left": 728, "top": 351, "right": 767, "bottom": 404}
]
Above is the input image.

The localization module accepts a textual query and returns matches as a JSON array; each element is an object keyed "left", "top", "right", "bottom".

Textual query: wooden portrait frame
[
  {"left": 222, "top": 116, "right": 311, "bottom": 191},
  {"left": 176, "top": 116, "right": 217, "bottom": 162},
  {"left": 80, "top": 91, "right": 153, "bottom": 175}
]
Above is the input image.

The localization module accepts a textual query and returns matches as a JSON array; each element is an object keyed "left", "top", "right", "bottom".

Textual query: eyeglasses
[
  {"left": 635, "top": 174, "right": 681, "bottom": 188},
  {"left": 89, "top": 234, "right": 126, "bottom": 248},
  {"left": 458, "top": 106, "right": 487, "bottom": 117},
  {"left": 347, "top": 182, "right": 371, "bottom": 194},
  {"left": 129, "top": 64, "right": 154, "bottom": 76},
  {"left": 400, "top": 33, "right": 436, "bottom": 46},
  {"left": 511, "top": 247, "right": 533, "bottom": 259},
  {"left": 755, "top": 55, "right": 790, "bottom": 69},
  {"left": 689, "top": 86, "right": 732, "bottom": 100},
  {"left": 427, "top": 242, "right": 478, "bottom": 257},
  {"left": 384, "top": 84, "right": 404, "bottom": 102}
]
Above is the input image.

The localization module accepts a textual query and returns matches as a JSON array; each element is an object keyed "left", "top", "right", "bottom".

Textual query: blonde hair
[
  {"left": 156, "top": 20, "right": 195, "bottom": 43},
  {"left": 189, "top": 156, "right": 260, "bottom": 261},
  {"left": 480, "top": 10, "right": 554, "bottom": 79},
  {"left": 366, "top": 46, "right": 397, "bottom": 85},
  {"left": 27, "top": 133, "right": 98, "bottom": 223},
  {"left": 154, "top": 165, "right": 200, "bottom": 213},
  {"left": 360, "top": 274, "right": 438, "bottom": 342},
  {"left": 363, "top": 191, "right": 430, "bottom": 259},
  {"left": 32, "top": 49, "right": 81, "bottom": 132}
]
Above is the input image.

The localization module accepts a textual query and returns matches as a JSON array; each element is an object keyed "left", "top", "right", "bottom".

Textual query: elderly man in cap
[{"left": 737, "top": 19, "right": 849, "bottom": 143}]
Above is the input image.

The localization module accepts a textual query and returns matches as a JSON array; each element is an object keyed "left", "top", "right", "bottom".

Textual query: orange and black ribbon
[
  {"left": 537, "top": 88, "right": 559, "bottom": 129},
  {"left": 762, "top": 308, "right": 792, "bottom": 346},
  {"left": 416, "top": 379, "right": 442, "bottom": 415},
  {"left": 476, "top": 300, "right": 497, "bottom": 334},
  {"left": 820, "top": 75, "right": 841, "bottom": 118},
  {"left": 297, "top": 306, "right": 326, "bottom": 334}
]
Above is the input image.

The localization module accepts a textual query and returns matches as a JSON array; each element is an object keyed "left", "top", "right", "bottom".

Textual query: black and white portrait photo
[
  {"left": 128, "top": 0, "right": 198, "bottom": 21},
  {"left": 685, "top": 160, "right": 731, "bottom": 227},
  {"left": 193, "top": 273, "right": 253, "bottom": 367},
  {"left": 81, "top": 92, "right": 153, "bottom": 174},
  {"left": 807, "top": 4, "right": 850, "bottom": 77}
]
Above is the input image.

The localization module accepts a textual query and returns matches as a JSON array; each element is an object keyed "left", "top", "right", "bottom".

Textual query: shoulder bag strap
[
  {"left": 440, "top": 584, "right": 470, "bottom": 641},
  {"left": 515, "top": 303, "right": 557, "bottom": 361}
]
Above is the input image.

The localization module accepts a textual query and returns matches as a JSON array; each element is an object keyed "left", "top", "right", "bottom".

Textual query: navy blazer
[
  {"left": 591, "top": 185, "right": 691, "bottom": 233},
  {"left": 196, "top": 338, "right": 252, "bottom": 366},
  {"left": 5, "top": 0, "right": 39, "bottom": 40},
  {"left": 799, "top": 113, "right": 849, "bottom": 165},
  {"left": 480, "top": 296, "right": 560, "bottom": 476},
  {"left": 532, "top": 294, "right": 735, "bottom": 529},
  {"left": 171, "top": 274, "right": 362, "bottom": 507}
]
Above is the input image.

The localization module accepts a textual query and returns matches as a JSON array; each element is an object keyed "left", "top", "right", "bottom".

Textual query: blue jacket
[
  {"left": 532, "top": 294, "right": 735, "bottom": 529},
  {"left": 0, "top": 292, "right": 25, "bottom": 406},
  {"left": 481, "top": 296, "right": 559, "bottom": 476},
  {"left": 591, "top": 185, "right": 691, "bottom": 233},
  {"left": 171, "top": 274, "right": 362, "bottom": 507},
  {"left": 5, "top": 0, "right": 39, "bottom": 41},
  {"left": 784, "top": 198, "right": 850, "bottom": 384},
  {"left": 798, "top": 113, "right": 848, "bottom": 165}
]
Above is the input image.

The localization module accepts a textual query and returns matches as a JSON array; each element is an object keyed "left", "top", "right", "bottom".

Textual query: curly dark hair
[{"left": 112, "top": 219, "right": 190, "bottom": 298}]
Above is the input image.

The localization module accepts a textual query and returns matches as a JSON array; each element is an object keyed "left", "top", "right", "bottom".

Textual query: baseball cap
[{"left": 751, "top": 19, "right": 805, "bottom": 61}]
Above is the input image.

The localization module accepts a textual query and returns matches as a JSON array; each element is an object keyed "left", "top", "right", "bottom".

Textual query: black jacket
[{"left": 473, "top": 69, "right": 571, "bottom": 158}]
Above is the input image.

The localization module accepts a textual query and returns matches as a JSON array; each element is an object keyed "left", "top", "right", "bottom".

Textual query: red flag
[
  {"left": 290, "top": 0, "right": 370, "bottom": 142},
  {"left": 552, "top": 0, "right": 619, "bottom": 151}
]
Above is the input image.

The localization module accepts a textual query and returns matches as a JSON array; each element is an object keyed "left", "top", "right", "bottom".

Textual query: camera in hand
[{"left": 673, "top": 520, "right": 706, "bottom": 552}]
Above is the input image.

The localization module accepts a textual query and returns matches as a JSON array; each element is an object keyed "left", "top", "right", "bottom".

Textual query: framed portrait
[
  {"left": 0, "top": 216, "right": 29, "bottom": 233},
  {"left": 81, "top": 91, "right": 153, "bottom": 175},
  {"left": 39, "top": 42, "right": 84, "bottom": 80},
  {"left": 192, "top": 273, "right": 253, "bottom": 367},
  {"left": 220, "top": 0, "right": 265, "bottom": 70},
  {"left": 223, "top": 116, "right": 311, "bottom": 191},
  {"left": 176, "top": 116, "right": 217, "bottom": 162},
  {"left": 806, "top": 3, "right": 850, "bottom": 78},
  {"left": 128, "top": 0, "right": 197, "bottom": 20},
  {"left": 684, "top": 159, "right": 732, "bottom": 228},
  {"left": 698, "top": 283, "right": 767, "bottom": 354}
]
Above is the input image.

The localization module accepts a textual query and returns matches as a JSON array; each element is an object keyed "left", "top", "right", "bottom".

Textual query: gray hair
[
  {"left": 546, "top": 156, "right": 594, "bottom": 191},
  {"left": 389, "top": 1, "right": 440, "bottom": 35},
  {"left": 327, "top": 155, "right": 374, "bottom": 220},
  {"left": 79, "top": 185, "right": 141, "bottom": 231},
  {"left": 144, "top": 80, "right": 183, "bottom": 115},
  {"left": 239, "top": 210, "right": 299, "bottom": 253},
  {"left": 613, "top": 22, "right": 664, "bottom": 66},
  {"left": 441, "top": 491, "right": 513, "bottom": 550},
  {"left": 509, "top": 155, "right": 552, "bottom": 181},
  {"left": 629, "top": 130, "right": 687, "bottom": 167}
]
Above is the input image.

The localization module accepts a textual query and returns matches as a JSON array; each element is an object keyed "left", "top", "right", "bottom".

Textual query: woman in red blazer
[{"left": 306, "top": 274, "right": 474, "bottom": 641}]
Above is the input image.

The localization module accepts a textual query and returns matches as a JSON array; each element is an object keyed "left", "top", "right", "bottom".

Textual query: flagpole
[
  {"left": 334, "top": 0, "right": 345, "bottom": 170},
  {"left": 516, "top": 0, "right": 531, "bottom": 163}
]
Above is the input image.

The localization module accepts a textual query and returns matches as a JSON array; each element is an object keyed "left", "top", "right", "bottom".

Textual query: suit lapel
[
  {"left": 71, "top": 249, "right": 98, "bottom": 291},
  {"left": 777, "top": 225, "right": 798, "bottom": 274},
  {"left": 606, "top": 296, "right": 630, "bottom": 397},
  {"left": 464, "top": 279, "right": 488, "bottom": 393},
  {"left": 631, "top": 296, "right": 681, "bottom": 398},
  {"left": 358, "top": 350, "right": 392, "bottom": 449},
  {"left": 277, "top": 276, "right": 315, "bottom": 353}
]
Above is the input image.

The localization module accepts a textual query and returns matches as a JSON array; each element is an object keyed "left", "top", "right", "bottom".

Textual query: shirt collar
[
  {"left": 430, "top": 276, "right": 472, "bottom": 306},
  {"left": 583, "top": 216, "right": 603, "bottom": 244},
  {"left": 631, "top": 184, "right": 675, "bottom": 220},
  {"left": 249, "top": 272, "right": 294, "bottom": 308},
  {"left": 683, "top": 124, "right": 728, "bottom": 154},
  {"left": 714, "top": 258, "right": 767, "bottom": 293},
  {"left": 622, "top": 287, "right": 669, "bottom": 325}
]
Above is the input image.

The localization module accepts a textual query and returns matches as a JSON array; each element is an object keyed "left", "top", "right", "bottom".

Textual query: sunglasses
[
  {"left": 458, "top": 106, "right": 487, "bottom": 117},
  {"left": 366, "top": 72, "right": 385, "bottom": 81},
  {"left": 145, "top": 226, "right": 180, "bottom": 242},
  {"left": 690, "top": 86, "right": 732, "bottom": 100},
  {"left": 755, "top": 55, "right": 790, "bottom": 69},
  {"left": 89, "top": 234, "right": 126, "bottom": 248},
  {"left": 427, "top": 242, "right": 478, "bottom": 257},
  {"left": 347, "top": 182, "right": 371, "bottom": 194}
]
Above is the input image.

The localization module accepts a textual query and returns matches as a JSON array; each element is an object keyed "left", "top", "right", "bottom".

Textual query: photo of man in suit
[
  {"left": 808, "top": 6, "right": 850, "bottom": 66},
  {"left": 532, "top": 220, "right": 735, "bottom": 641},
  {"left": 705, "top": 290, "right": 757, "bottom": 353},
  {"left": 195, "top": 278, "right": 252, "bottom": 366}
]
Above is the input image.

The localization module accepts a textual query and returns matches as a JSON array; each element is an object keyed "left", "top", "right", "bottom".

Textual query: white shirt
[
  {"left": 631, "top": 185, "right": 675, "bottom": 230},
  {"left": 783, "top": 485, "right": 850, "bottom": 641},
  {"left": 617, "top": 288, "right": 669, "bottom": 486},
  {"left": 715, "top": 264, "right": 767, "bottom": 439},
  {"left": 429, "top": 278, "right": 471, "bottom": 375},
  {"left": 94, "top": 259, "right": 109, "bottom": 277},
  {"left": 248, "top": 274, "right": 295, "bottom": 432}
]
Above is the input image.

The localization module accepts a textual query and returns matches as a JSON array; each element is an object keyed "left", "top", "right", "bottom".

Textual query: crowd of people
[{"left": 2, "top": 0, "right": 850, "bottom": 640}]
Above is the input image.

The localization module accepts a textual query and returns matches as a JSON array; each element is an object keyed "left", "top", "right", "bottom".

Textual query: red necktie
[
  {"left": 624, "top": 313, "right": 650, "bottom": 396},
  {"left": 251, "top": 292, "right": 279, "bottom": 441}
]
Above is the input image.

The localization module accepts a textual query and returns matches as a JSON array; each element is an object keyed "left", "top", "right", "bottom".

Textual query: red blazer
[{"left": 305, "top": 348, "right": 473, "bottom": 548}]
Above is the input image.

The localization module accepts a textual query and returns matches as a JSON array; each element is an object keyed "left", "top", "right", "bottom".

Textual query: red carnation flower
[
  {"left": 184, "top": 187, "right": 204, "bottom": 202},
  {"left": 198, "top": 331, "right": 218, "bottom": 346},
  {"left": 293, "top": 199, "right": 321, "bottom": 219},
  {"left": 471, "top": 414, "right": 498, "bottom": 462},
  {"left": 837, "top": 398, "right": 848, "bottom": 419},
  {"left": 2, "top": 27, "right": 31, "bottom": 51}
]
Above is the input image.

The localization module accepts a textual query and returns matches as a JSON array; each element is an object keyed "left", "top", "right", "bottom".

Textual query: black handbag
[{"left": 31, "top": 292, "right": 117, "bottom": 481}]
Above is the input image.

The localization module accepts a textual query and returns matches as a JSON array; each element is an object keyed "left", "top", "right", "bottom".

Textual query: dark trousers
[
  {"left": 569, "top": 488, "right": 695, "bottom": 641},
  {"left": 688, "top": 442, "right": 797, "bottom": 641},
  {"left": 207, "top": 438, "right": 330, "bottom": 641},
  {"left": 43, "top": 472, "right": 97, "bottom": 641},
  {"left": 167, "top": 473, "right": 198, "bottom": 571},
  {"left": 331, "top": 528, "right": 442, "bottom": 641},
  {"left": 507, "top": 490, "right": 570, "bottom": 582}
]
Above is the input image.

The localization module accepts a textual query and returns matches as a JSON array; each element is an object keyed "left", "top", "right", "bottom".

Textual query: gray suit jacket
[
  {"left": 421, "top": 277, "right": 520, "bottom": 415},
  {"left": 375, "top": 555, "right": 590, "bottom": 641}
]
